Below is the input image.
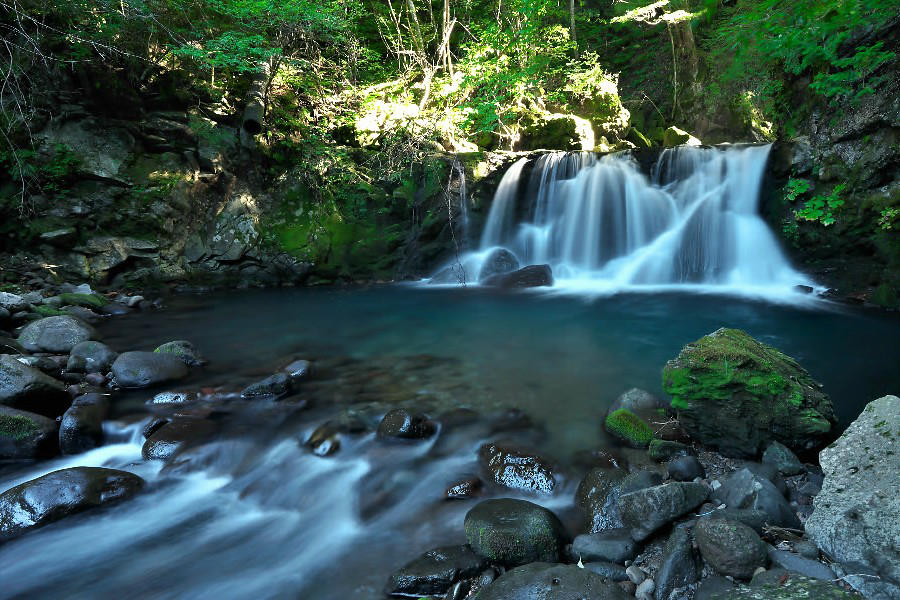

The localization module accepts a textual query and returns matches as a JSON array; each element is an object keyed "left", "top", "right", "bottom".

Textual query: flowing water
[{"left": 1, "top": 287, "right": 898, "bottom": 600}]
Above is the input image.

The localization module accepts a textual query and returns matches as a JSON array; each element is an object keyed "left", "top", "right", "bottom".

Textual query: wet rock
[
  {"left": 702, "top": 508, "right": 769, "bottom": 534},
  {"left": 478, "top": 442, "right": 555, "bottom": 494},
  {"left": 153, "top": 340, "right": 207, "bottom": 367},
  {"left": 240, "top": 373, "right": 291, "bottom": 399},
  {"left": 711, "top": 468, "right": 800, "bottom": 529},
  {"left": 376, "top": 408, "right": 436, "bottom": 440},
  {"left": 583, "top": 561, "right": 629, "bottom": 582},
  {"left": 66, "top": 341, "right": 118, "bottom": 374},
  {"left": 793, "top": 540, "right": 819, "bottom": 560},
  {"left": 663, "top": 126, "right": 702, "bottom": 147},
  {"left": 142, "top": 416, "right": 169, "bottom": 439},
  {"left": 610, "top": 387, "right": 664, "bottom": 416},
  {"left": 84, "top": 372, "right": 106, "bottom": 387},
  {"left": 655, "top": 524, "right": 700, "bottom": 600},
  {"left": 662, "top": 328, "right": 836, "bottom": 457},
  {"left": 695, "top": 574, "right": 736, "bottom": 600},
  {"left": 805, "top": 395, "right": 900, "bottom": 600},
  {"left": 141, "top": 418, "right": 217, "bottom": 461},
  {"left": 605, "top": 408, "right": 654, "bottom": 448},
  {"left": 112, "top": 352, "right": 190, "bottom": 388},
  {"left": 481, "top": 264, "right": 554, "bottom": 288},
  {"left": 149, "top": 391, "right": 198, "bottom": 404},
  {"left": 63, "top": 306, "right": 102, "bottom": 323},
  {"left": 766, "top": 546, "right": 834, "bottom": 581},
  {"left": 667, "top": 455, "right": 705, "bottom": 481},
  {"left": 0, "top": 405, "right": 58, "bottom": 459},
  {"left": 474, "top": 562, "right": 632, "bottom": 600},
  {"left": 577, "top": 469, "right": 661, "bottom": 533},
  {"left": 0, "top": 292, "right": 28, "bottom": 313},
  {"left": 445, "top": 477, "right": 483, "bottom": 500},
  {"left": 649, "top": 439, "right": 694, "bottom": 462},
  {"left": 762, "top": 441, "right": 804, "bottom": 476},
  {"left": 478, "top": 248, "right": 520, "bottom": 281},
  {"left": 626, "top": 565, "right": 646, "bottom": 584},
  {"left": 636, "top": 578, "right": 655, "bottom": 600},
  {"left": 305, "top": 422, "right": 343, "bottom": 457},
  {"left": 385, "top": 544, "right": 488, "bottom": 597},
  {"left": 741, "top": 462, "right": 787, "bottom": 495},
  {"left": 282, "top": 359, "right": 311, "bottom": 383},
  {"left": 0, "top": 467, "right": 144, "bottom": 542},
  {"left": 58, "top": 393, "right": 109, "bottom": 455},
  {"left": 722, "top": 574, "right": 857, "bottom": 599},
  {"left": 618, "top": 481, "right": 708, "bottom": 541},
  {"left": 572, "top": 528, "right": 638, "bottom": 564},
  {"left": 464, "top": 499, "right": 565, "bottom": 566},
  {"left": 18, "top": 316, "right": 97, "bottom": 353},
  {"left": 0, "top": 355, "right": 70, "bottom": 417},
  {"left": 695, "top": 518, "right": 767, "bottom": 579}
]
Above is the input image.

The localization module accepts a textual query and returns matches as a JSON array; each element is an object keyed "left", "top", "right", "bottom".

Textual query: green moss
[
  {"left": 32, "top": 305, "right": 67, "bottom": 317},
  {"left": 0, "top": 414, "right": 40, "bottom": 440},
  {"left": 605, "top": 409, "right": 654, "bottom": 448},
  {"left": 58, "top": 293, "right": 107, "bottom": 309}
]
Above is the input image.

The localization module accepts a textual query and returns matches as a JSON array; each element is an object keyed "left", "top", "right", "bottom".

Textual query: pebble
[{"left": 626, "top": 565, "right": 646, "bottom": 585}]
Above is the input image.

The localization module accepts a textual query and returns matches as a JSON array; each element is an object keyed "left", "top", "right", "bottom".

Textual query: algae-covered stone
[
  {"left": 57, "top": 293, "right": 108, "bottom": 310},
  {"left": 662, "top": 328, "right": 835, "bottom": 458},
  {"left": 663, "top": 126, "right": 701, "bottom": 147},
  {"left": 604, "top": 409, "right": 654, "bottom": 448},
  {"left": 464, "top": 498, "right": 565, "bottom": 566},
  {"left": 153, "top": 340, "right": 207, "bottom": 366},
  {"left": 516, "top": 114, "right": 594, "bottom": 151}
]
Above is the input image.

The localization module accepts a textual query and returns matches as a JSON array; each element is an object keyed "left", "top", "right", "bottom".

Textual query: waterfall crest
[{"left": 430, "top": 144, "right": 814, "bottom": 296}]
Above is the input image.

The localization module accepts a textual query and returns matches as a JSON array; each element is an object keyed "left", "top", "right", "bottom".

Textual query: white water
[{"left": 430, "top": 145, "right": 815, "bottom": 299}]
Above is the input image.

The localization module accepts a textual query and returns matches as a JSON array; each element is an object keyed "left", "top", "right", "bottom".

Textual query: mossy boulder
[
  {"left": 604, "top": 408, "right": 654, "bottom": 448},
  {"left": 57, "top": 293, "right": 107, "bottom": 310},
  {"left": 662, "top": 328, "right": 836, "bottom": 458},
  {"left": 464, "top": 499, "right": 565, "bottom": 567},
  {"left": 663, "top": 126, "right": 702, "bottom": 147},
  {"left": 516, "top": 114, "right": 593, "bottom": 151}
]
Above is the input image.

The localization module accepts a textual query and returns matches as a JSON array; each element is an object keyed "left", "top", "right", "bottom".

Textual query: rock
[
  {"left": 618, "top": 481, "right": 708, "bottom": 541},
  {"left": 572, "top": 528, "right": 638, "bottom": 564},
  {"left": 141, "top": 418, "right": 217, "bottom": 461},
  {"left": 39, "top": 227, "right": 78, "bottom": 247},
  {"left": 750, "top": 567, "right": 787, "bottom": 587},
  {"left": 695, "top": 574, "right": 736, "bottom": 600},
  {"left": 154, "top": 340, "right": 207, "bottom": 367},
  {"left": 385, "top": 545, "right": 488, "bottom": 597},
  {"left": 112, "top": 352, "right": 190, "bottom": 388},
  {"left": 0, "top": 405, "right": 58, "bottom": 459},
  {"left": 240, "top": 373, "right": 291, "bottom": 399},
  {"left": 649, "top": 439, "right": 694, "bottom": 462},
  {"left": 711, "top": 468, "right": 800, "bottom": 529},
  {"left": 63, "top": 306, "right": 102, "bottom": 323},
  {"left": 719, "top": 574, "right": 857, "bottom": 599},
  {"left": 805, "top": 395, "right": 900, "bottom": 600},
  {"left": 18, "top": 316, "right": 97, "bottom": 353},
  {"left": 663, "top": 126, "right": 702, "bottom": 147},
  {"left": 66, "top": 341, "right": 118, "bottom": 373},
  {"left": 702, "top": 508, "right": 769, "bottom": 534},
  {"left": 741, "top": 462, "right": 787, "bottom": 495},
  {"left": 0, "top": 337, "right": 24, "bottom": 354},
  {"left": 142, "top": 416, "right": 169, "bottom": 439},
  {"left": 0, "top": 467, "right": 144, "bottom": 542},
  {"left": 695, "top": 518, "right": 767, "bottom": 579},
  {"left": 668, "top": 455, "right": 705, "bottom": 481},
  {"left": 59, "top": 394, "right": 109, "bottom": 454},
  {"left": 655, "top": 524, "right": 700, "bottom": 600},
  {"left": 445, "top": 478, "right": 483, "bottom": 499},
  {"left": 0, "top": 292, "right": 28, "bottom": 312},
  {"left": 478, "top": 248, "right": 520, "bottom": 281},
  {"left": 282, "top": 359, "right": 311, "bottom": 383},
  {"left": 478, "top": 442, "right": 555, "bottom": 494},
  {"left": 793, "top": 540, "right": 819, "bottom": 559},
  {"left": 149, "top": 391, "right": 198, "bottom": 404},
  {"left": 611, "top": 388, "right": 664, "bottom": 416},
  {"left": 762, "top": 441, "right": 804, "bottom": 476},
  {"left": 662, "top": 328, "right": 835, "bottom": 458},
  {"left": 464, "top": 499, "right": 565, "bottom": 566},
  {"left": 766, "top": 546, "right": 834, "bottom": 581},
  {"left": 481, "top": 264, "right": 554, "bottom": 288},
  {"left": 626, "top": 565, "right": 646, "bottom": 584},
  {"left": 474, "top": 562, "right": 632, "bottom": 600},
  {"left": 583, "top": 561, "right": 629, "bottom": 582},
  {"left": 604, "top": 408, "right": 654, "bottom": 448},
  {"left": 0, "top": 355, "right": 70, "bottom": 416},
  {"left": 305, "top": 423, "right": 342, "bottom": 457},
  {"left": 57, "top": 293, "right": 107, "bottom": 310},
  {"left": 376, "top": 408, "right": 436, "bottom": 440},
  {"left": 636, "top": 578, "right": 655, "bottom": 600},
  {"left": 577, "top": 469, "right": 662, "bottom": 533},
  {"left": 517, "top": 113, "right": 595, "bottom": 151}
]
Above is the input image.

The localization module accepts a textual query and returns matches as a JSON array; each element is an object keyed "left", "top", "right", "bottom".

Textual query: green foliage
[
  {"left": 783, "top": 178, "right": 811, "bottom": 203},
  {"left": 605, "top": 409, "right": 654, "bottom": 448},
  {"left": 795, "top": 183, "right": 846, "bottom": 227},
  {"left": 0, "top": 143, "right": 81, "bottom": 199},
  {"left": 878, "top": 207, "right": 899, "bottom": 231}
]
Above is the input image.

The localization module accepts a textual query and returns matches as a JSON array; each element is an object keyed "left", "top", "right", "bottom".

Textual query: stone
[
  {"left": 611, "top": 388, "right": 664, "bottom": 416},
  {"left": 655, "top": 524, "right": 700, "bottom": 600},
  {"left": 766, "top": 546, "right": 834, "bottom": 581},
  {"left": 154, "top": 340, "right": 207, "bottom": 367},
  {"left": 663, "top": 126, "right": 702, "bottom": 147},
  {"left": 572, "top": 528, "right": 638, "bottom": 564},
  {"left": 605, "top": 409, "right": 654, "bottom": 448},
  {"left": 149, "top": 391, "right": 198, "bottom": 404},
  {"left": 618, "top": 481, "right": 709, "bottom": 541},
  {"left": 517, "top": 113, "right": 595, "bottom": 151},
  {"left": 0, "top": 467, "right": 144, "bottom": 542},
  {"left": 695, "top": 518, "right": 767, "bottom": 579},
  {"left": 464, "top": 499, "right": 565, "bottom": 566},
  {"left": 59, "top": 394, "right": 109, "bottom": 455},
  {"left": 649, "top": 439, "right": 694, "bottom": 462},
  {"left": 635, "top": 578, "right": 655, "bottom": 600},
  {"left": 626, "top": 565, "right": 646, "bottom": 584},
  {"left": 141, "top": 418, "right": 217, "bottom": 461},
  {"left": 66, "top": 341, "right": 118, "bottom": 373},
  {"left": 282, "top": 359, "right": 311, "bottom": 382},
  {"left": 474, "top": 563, "right": 632, "bottom": 600},
  {"left": 481, "top": 264, "right": 554, "bottom": 288},
  {"left": 445, "top": 478, "right": 483, "bottom": 500},
  {"left": 711, "top": 468, "right": 800, "bottom": 529},
  {"left": 668, "top": 455, "right": 706, "bottom": 481},
  {"left": 57, "top": 293, "right": 107, "bottom": 310},
  {"left": 18, "top": 316, "right": 97, "bottom": 353},
  {"left": 376, "top": 408, "right": 436, "bottom": 440},
  {"left": 142, "top": 416, "right": 169, "bottom": 439},
  {"left": 478, "top": 442, "right": 556, "bottom": 494},
  {"left": 112, "top": 352, "right": 190, "bottom": 388},
  {"left": 695, "top": 574, "right": 736, "bottom": 600},
  {"left": 702, "top": 508, "right": 769, "bottom": 534},
  {"left": 478, "top": 248, "right": 520, "bottom": 281},
  {"left": 0, "top": 355, "right": 70, "bottom": 417},
  {"left": 384, "top": 545, "right": 488, "bottom": 597},
  {"left": 717, "top": 574, "right": 857, "bottom": 599},
  {"left": 577, "top": 469, "right": 662, "bottom": 533},
  {"left": 662, "top": 328, "right": 836, "bottom": 458},
  {"left": 740, "top": 462, "right": 787, "bottom": 495},
  {"left": 805, "top": 395, "right": 900, "bottom": 600},
  {"left": 240, "top": 373, "right": 291, "bottom": 399},
  {"left": 583, "top": 561, "right": 629, "bottom": 582},
  {"left": 0, "top": 292, "right": 28, "bottom": 312},
  {"left": 0, "top": 405, "right": 58, "bottom": 459},
  {"left": 762, "top": 441, "right": 805, "bottom": 476}
]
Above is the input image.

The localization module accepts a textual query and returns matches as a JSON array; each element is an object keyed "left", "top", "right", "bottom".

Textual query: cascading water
[{"left": 430, "top": 144, "right": 815, "bottom": 297}]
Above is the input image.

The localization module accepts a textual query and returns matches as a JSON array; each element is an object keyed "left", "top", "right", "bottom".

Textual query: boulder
[
  {"left": 57, "top": 293, "right": 107, "bottom": 310},
  {"left": 478, "top": 442, "right": 556, "bottom": 494},
  {"left": 618, "top": 481, "right": 708, "bottom": 541},
  {"left": 112, "top": 351, "right": 190, "bottom": 388},
  {"left": 0, "top": 292, "right": 28, "bottom": 312},
  {"left": 0, "top": 355, "right": 70, "bottom": 416},
  {"left": 662, "top": 328, "right": 836, "bottom": 457},
  {"left": 718, "top": 574, "right": 857, "bottom": 599},
  {"left": 649, "top": 439, "right": 694, "bottom": 462},
  {"left": 711, "top": 468, "right": 800, "bottom": 529},
  {"left": 59, "top": 394, "right": 109, "bottom": 455},
  {"left": 376, "top": 408, "right": 436, "bottom": 440},
  {"left": 663, "top": 126, "right": 702, "bottom": 147},
  {"left": 762, "top": 441, "right": 805, "bottom": 476},
  {"left": 695, "top": 518, "right": 767, "bottom": 579},
  {"left": 385, "top": 545, "right": 488, "bottom": 597},
  {"left": 240, "top": 373, "right": 291, "bottom": 399},
  {"left": 66, "top": 341, "right": 118, "bottom": 373},
  {"left": 702, "top": 508, "right": 769, "bottom": 534},
  {"left": 766, "top": 546, "right": 834, "bottom": 581},
  {"left": 805, "top": 395, "right": 900, "bottom": 600},
  {"left": 667, "top": 455, "right": 706, "bottom": 481},
  {"left": 655, "top": 524, "right": 700, "bottom": 600},
  {"left": 582, "top": 561, "right": 629, "bottom": 582},
  {"left": 474, "top": 563, "right": 632, "bottom": 600},
  {"left": 572, "top": 528, "right": 638, "bottom": 564},
  {"left": 478, "top": 248, "right": 520, "bottom": 281},
  {"left": 0, "top": 405, "right": 58, "bottom": 459},
  {"left": 464, "top": 499, "right": 565, "bottom": 566},
  {"left": 516, "top": 113, "right": 594, "bottom": 151},
  {"left": 577, "top": 469, "right": 661, "bottom": 533},
  {"left": 481, "top": 264, "right": 554, "bottom": 288},
  {"left": 0, "top": 467, "right": 144, "bottom": 542},
  {"left": 604, "top": 409, "right": 654, "bottom": 448},
  {"left": 141, "top": 417, "right": 217, "bottom": 461},
  {"left": 18, "top": 316, "right": 97, "bottom": 353},
  {"left": 154, "top": 340, "right": 207, "bottom": 366},
  {"left": 610, "top": 388, "right": 664, "bottom": 417}
]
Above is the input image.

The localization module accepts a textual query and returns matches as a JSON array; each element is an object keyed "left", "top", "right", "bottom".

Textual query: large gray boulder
[
  {"left": 478, "top": 248, "right": 520, "bottom": 281},
  {"left": 711, "top": 468, "right": 800, "bottom": 529},
  {"left": 0, "top": 405, "right": 58, "bottom": 459},
  {"left": 0, "top": 467, "right": 144, "bottom": 542},
  {"left": 618, "top": 481, "right": 708, "bottom": 541},
  {"left": 464, "top": 499, "right": 565, "bottom": 567},
  {"left": 481, "top": 264, "right": 554, "bottom": 288},
  {"left": 67, "top": 340, "right": 119, "bottom": 373},
  {"left": 0, "top": 292, "right": 28, "bottom": 312},
  {"left": 0, "top": 355, "right": 70, "bottom": 417},
  {"left": 806, "top": 395, "right": 900, "bottom": 600},
  {"left": 18, "top": 316, "right": 97, "bottom": 353},
  {"left": 474, "top": 563, "right": 632, "bottom": 600},
  {"left": 695, "top": 518, "right": 767, "bottom": 579},
  {"left": 112, "top": 351, "right": 190, "bottom": 388}
]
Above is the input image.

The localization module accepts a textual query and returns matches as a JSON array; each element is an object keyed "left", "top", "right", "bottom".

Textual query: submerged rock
[
  {"left": 0, "top": 467, "right": 144, "bottom": 542},
  {"left": 695, "top": 518, "right": 767, "bottom": 579},
  {"left": 464, "top": 499, "right": 565, "bottom": 566},
  {"left": 141, "top": 418, "right": 217, "bottom": 461},
  {"left": 618, "top": 481, "right": 708, "bottom": 541},
  {"left": 0, "top": 355, "right": 70, "bottom": 417},
  {"left": 59, "top": 394, "right": 109, "bottom": 455},
  {"left": 385, "top": 545, "right": 488, "bottom": 597},
  {"left": 662, "top": 328, "right": 836, "bottom": 457},
  {"left": 0, "top": 405, "right": 58, "bottom": 459},
  {"left": 478, "top": 248, "right": 520, "bottom": 281},
  {"left": 481, "top": 264, "right": 553, "bottom": 288},
  {"left": 112, "top": 351, "right": 190, "bottom": 388},
  {"left": 18, "top": 316, "right": 97, "bottom": 353},
  {"left": 66, "top": 340, "right": 118, "bottom": 374},
  {"left": 240, "top": 373, "right": 291, "bottom": 399},
  {"left": 478, "top": 442, "right": 556, "bottom": 494},
  {"left": 153, "top": 340, "right": 207, "bottom": 366},
  {"left": 376, "top": 408, "right": 436, "bottom": 440},
  {"left": 475, "top": 563, "right": 632, "bottom": 600}
]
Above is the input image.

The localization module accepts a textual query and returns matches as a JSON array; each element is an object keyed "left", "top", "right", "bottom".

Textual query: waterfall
[{"left": 429, "top": 144, "right": 815, "bottom": 296}]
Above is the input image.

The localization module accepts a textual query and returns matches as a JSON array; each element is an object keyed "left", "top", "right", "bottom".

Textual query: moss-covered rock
[
  {"left": 57, "top": 293, "right": 107, "bottom": 309},
  {"left": 663, "top": 126, "right": 702, "bottom": 147},
  {"left": 604, "top": 408, "right": 654, "bottom": 448},
  {"left": 713, "top": 574, "right": 857, "bottom": 599},
  {"left": 516, "top": 114, "right": 594, "bottom": 151},
  {"left": 662, "top": 328, "right": 835, "bottom": 458}
]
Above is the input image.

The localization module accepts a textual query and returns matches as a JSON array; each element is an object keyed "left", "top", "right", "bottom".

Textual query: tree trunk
[{"left": 569, "top": 0, "right": 577, "bottom": 47}]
